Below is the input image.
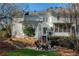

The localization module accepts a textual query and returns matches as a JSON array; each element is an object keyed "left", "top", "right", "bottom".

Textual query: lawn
[{"left": 5, "top": 48, "right": 59, "bottom": 56}]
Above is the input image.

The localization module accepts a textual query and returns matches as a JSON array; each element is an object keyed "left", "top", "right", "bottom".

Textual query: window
[
  {"left": 57, "top": 15, "right": 60, "bottom": 20},
  {"left": 42, "top": 36, "right": 46, "bottom": 42},
  {"left": 51, "top": 27, "right": 53, "bottom": 31},
  {"left": 43, "top": 27, "right": 47, "bottom": 34},
  {"left": 63, "top": 26, "right": 66, "bottom": 32},
  {"left": 59, "top": 24, "right": 62, "bottom": 32},
  {"left": 68, "top": 25, "right": 71, "bottom": 32},
  {"left": 43, "top": 17, "right": 47, "bottom": 22},
  {"left": 49, "top": 32, "right": 52, "bottom": 35},
  {"left": 55, "top": 24, "right": 58, "bottom": 32}
]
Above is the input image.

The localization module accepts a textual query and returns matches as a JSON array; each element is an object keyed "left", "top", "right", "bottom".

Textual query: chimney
[{"left": 25, "top": 12, "right": 29, "bottom": 15}]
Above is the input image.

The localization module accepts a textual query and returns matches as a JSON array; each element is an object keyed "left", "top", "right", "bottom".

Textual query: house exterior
[
  {"left": 11, "top": 11, "right": 25, "bottom": 38},
  {"left": 11, "top": 7, "right": 79, "bottom": 40},
  {"left": 24, "top": 9, "right": 74, "bottom": 40},
  {"left": 35, "top": 11, "right": 73, "bottom": 40},
  {"left": 11, "top": 17, "right": 25, "bottom": 38}
]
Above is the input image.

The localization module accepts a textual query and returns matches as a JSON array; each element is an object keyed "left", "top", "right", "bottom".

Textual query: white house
[
  {"left": 11, "top": 7, "right": 79, "bottom": 40},
  {"left": 11, "top": 17, "right": 25, "bottom": 38},
  {"left": 34, "top": 11, "right": 72, "bottom": 40},
  {"left": 24, "top": 9, "right": 73, "bottom": 39}
]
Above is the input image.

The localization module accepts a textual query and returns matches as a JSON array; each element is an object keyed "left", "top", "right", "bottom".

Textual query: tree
[
  {"left": 23, "top": 25, "right": 35, "bottom": 37},
  {"left": 0, "top": 3, "right": 24, "bottom": 38},
  {"left": 68, "top": 3, "right": 79, "bottom": 51}
]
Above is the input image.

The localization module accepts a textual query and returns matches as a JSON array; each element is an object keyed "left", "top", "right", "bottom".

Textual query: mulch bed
[
  {"left": 0, "top": 42, "right": 16, "bottom": 52},
  {"left": 54, "top": 46, "right": 79, "bottom": 56},
  {"left": 0, "top": 38, "right": 17, "bottom": 56}
]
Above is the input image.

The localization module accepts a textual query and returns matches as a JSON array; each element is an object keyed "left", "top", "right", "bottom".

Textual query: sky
[{"left": 17, "top": 3, "right": 68, "bottom": 11}]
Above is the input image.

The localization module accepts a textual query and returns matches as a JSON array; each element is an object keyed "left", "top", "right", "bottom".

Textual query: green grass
[{"left": 5, "top": 49, "right": 59, "bottom": 56}]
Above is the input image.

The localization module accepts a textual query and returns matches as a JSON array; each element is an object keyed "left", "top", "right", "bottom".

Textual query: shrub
[
  {"left": 23, "top": 26, "right": 35, "bottom": 36},
  {"left": 49, "top": 36, "right": 75, "bottom": 49}
]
